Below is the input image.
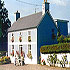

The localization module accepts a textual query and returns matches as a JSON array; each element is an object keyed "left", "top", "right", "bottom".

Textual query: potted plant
[
  {"left": 19, "top": 36, "right": 22, "bottom": 42},
  {"left": 10, "top": 51, "right": 14, "bottom": 56},
  {"left": 11, "top": 36, "right": 14, "bottom": 42},
  {"left": 42, "top": 59, "right": 46, "bottom": 65},
  {"left": 27, "top": 52, "right": 32, "bottom": 60}
]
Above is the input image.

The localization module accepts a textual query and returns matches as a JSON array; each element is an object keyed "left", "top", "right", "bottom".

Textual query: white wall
[
  {"left": 41, "top": 53, "right": 70, "bottom": 67},
  {"left": 8, "top": 28, "right": 37, "bottom": 64}
]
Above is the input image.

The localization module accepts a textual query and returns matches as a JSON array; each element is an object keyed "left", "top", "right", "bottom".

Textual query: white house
[{"left": 8, "top": 0, "right": 68, "bottom": 64}]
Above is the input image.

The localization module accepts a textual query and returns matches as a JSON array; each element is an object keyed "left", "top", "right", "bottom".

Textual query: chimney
[
  {"left": 42, "top": 0, "right": 49, "bottom": 15},
  {"left": 15, "top": 11, "right": 20, "bottom": 21}
]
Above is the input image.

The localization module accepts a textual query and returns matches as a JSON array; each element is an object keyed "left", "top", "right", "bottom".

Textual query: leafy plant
[
  {"left": 57, "top": 35, "right": 64, "bottom": 43},
  {"left": 47, "top": 53, "right": 57, "bottom": 66},
  {"left": 42, "top": 59, "right": 46, "bottom": 65},
  {"left": 0, "top": 56, "right": 11, "bottom": 65},
  {"left": 59, "top": 55, "right": 68, "bottom": 68},
  {"left": 27, "top": 52, "right": 32, "bottom": 60}
]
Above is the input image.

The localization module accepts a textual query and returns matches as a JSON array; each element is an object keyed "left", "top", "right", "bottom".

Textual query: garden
[
  {"left": 40, "top": 35, "right": 70, "bottom": 68},
  {"left": 0, "top": 56, "right": 11, "bottom": 65},
  {"left": 0, "top": 51, "right": 11, "bottom": 65}
]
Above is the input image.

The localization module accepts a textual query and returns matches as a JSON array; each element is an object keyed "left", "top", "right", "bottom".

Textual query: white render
[
  {"left": 8, "top": 28, "right": 37, "bottom": 64},
  {"left": 41, "top": 53, "right": 70, "bottom": 67}
]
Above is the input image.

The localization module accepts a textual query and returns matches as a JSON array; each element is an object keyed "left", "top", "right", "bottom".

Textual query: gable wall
[{"left": 37, "top": 12, "right": 58, "bottom": 63}]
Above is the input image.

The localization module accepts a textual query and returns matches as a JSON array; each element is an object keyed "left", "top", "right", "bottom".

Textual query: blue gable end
[{"left": 37, "top": 11, "right": 58, "bottom": 63}]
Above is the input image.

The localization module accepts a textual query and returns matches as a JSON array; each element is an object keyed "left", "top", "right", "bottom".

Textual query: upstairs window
[
  {"left": 28, "top": 36, "right": 31, "bottom": 42},
  {"left": 19, "top": 32, "right": 22, "bottom": 42},
  {"left": 28, "top": 31, "right": 31, "bottom": 42},
  {"left": 11, "top": 33, "right": 14, "bottom": 42},
  {"left": 28, "top": 31, "right": 31, "bottom": 35}
]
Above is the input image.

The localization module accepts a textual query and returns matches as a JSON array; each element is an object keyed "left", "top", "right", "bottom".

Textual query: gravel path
[{"left": 0, "top": 64, "right": 70, "bottom": 70}]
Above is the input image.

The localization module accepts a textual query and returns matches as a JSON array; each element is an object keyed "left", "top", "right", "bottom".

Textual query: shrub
[
  {"left": 40, "top": 43, "right": 70, "bottom": 53},
  {"left": 57, "top": 35, "right": 64, "bottom": 43},
  {"left": 0, "top": 56, "right": 11, "bottom": 65},
  {"left": 59, "top": 55, "right": 68, "bottom": 68}
]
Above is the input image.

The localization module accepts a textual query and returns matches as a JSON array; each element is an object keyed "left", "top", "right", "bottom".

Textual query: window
[
  {"left": 11, "top": 33, "right": 14, "bottom": 42},
  {"left": 28, "top": 44, "right": 31, "bottom": 54},
  {"left": 19, "top": 32, "right": 22, "bottom": 42},
  {"left": 52, "top": 29, "right": 56, "bottom": 40},
  {"left": 12, "top": 33, "right": 13, "bottom": 36},
  {"left": 19, "top": 45, "right": 23, "bottom": 55},
  {"left": 28, "top": 31, "right": 31, "bottom": 42},
  {"left": 28, "top": 31, "right": 31, "bottom": 35},
  {"left": 28, "top": 36, "right": 31, "bottom": 42}
]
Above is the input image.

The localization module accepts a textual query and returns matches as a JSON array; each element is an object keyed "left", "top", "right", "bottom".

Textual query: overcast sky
[{"left": 2, "top": 0, "right": 70, "bottom": 33}]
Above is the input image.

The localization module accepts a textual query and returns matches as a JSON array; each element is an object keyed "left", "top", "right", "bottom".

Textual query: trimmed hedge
[{"left": 40, "top": 43, "right": 70, "bottom": 54}]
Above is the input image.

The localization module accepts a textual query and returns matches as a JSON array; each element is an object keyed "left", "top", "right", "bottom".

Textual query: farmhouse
[{"left": 8, "top": 0, "right": 68, "bottom": 64}]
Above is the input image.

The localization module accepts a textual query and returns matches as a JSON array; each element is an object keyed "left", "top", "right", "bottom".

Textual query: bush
[
  {"left": 40, "top": 43, "right": 70, "bottom": 53},
  {"left": 57, "top": 35, "right": 64, "bottom": 43},
  {"left": 57, "top": 35, "right": 70, "bottom": 43},
  {"left": 59, "top": 55, "right": 68, "bottom": 68},
  {"left": 0, "top": 56, "right": 11, "bottom": 65}
]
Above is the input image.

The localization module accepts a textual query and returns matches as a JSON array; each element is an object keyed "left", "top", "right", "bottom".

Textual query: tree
[
  {"left": 0, "top": 0, "right": 11, "bottom": 51},
  {"left": 0, "top": 0, "right": 11, "bottom": 39}
]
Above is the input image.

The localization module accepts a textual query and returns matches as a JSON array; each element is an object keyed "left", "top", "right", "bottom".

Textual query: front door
[{"left": 19, "top": 45, "right": 22, "bottom": 55}]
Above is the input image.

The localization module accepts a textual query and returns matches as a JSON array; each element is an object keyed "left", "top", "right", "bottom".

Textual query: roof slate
[{"left": 8, "top": 12, "right": 42, "bottom": 32}]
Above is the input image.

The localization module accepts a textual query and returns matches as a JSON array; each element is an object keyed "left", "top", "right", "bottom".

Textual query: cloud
[{"left": 49, "top": 0, "right": 67, "bottom": 6}]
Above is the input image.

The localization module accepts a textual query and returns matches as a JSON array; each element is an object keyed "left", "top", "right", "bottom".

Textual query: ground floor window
[
  {"left": 27, "top": 44, "right": 32, "bottom": 59},
  {"left": 28, "top": 44, "right": 31, "bottom": 54},
  {"left": 11, "top": 45, "right": 14, "bottom": 56}
]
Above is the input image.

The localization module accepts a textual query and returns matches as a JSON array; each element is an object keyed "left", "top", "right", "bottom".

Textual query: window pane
[
  {"left": 28, "top": 36, "right": 31, "bottom": 42},
  {"left": 28, "top": 31, "right": 31, "bottom": 35},
  {"left": 28, "top": 45, "right": 31, "bottom": 54},
  {"left": 12, "top": 45, "right": 14, "bottom": 49}
]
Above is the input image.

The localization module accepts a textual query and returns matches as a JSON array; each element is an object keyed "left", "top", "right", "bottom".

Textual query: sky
[{"left": 2, "top": 0, "right": 70, "bottom": 33}]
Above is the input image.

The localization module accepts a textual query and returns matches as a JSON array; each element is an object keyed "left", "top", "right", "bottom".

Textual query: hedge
[{"left": 40, "top": 43, "right": 70, "bottom": 54}]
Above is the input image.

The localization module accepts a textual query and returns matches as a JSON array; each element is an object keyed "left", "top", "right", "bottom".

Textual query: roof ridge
[{"left": 18, "top": 12, "right": 42, "bottom": 20}]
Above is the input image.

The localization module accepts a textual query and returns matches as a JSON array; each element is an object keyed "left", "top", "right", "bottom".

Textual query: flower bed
[
  {"left": 0, "top": 56, "right": 11, "bottom": 65},
  {"left": 41, "top": 53, "right": 70, "bottom": 67}
]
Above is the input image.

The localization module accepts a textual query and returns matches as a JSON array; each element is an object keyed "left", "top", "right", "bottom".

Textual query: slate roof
[{"left": 8, "top": 12, "right": 42, "bottom": 32}]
